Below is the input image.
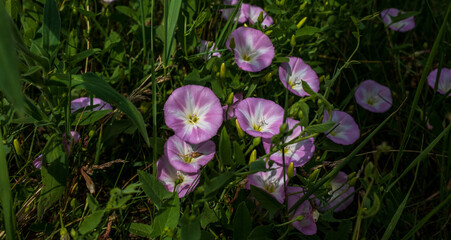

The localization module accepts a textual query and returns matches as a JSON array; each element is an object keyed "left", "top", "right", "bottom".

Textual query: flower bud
[
  {"left": 279, "top": 123, "right": 288, "bottom": 133},
  {"left": 249, "top": 149, "right": 257, "bottom": 164},
  {"left": 243, "top": 23, "right": 248, "bottom": 27},
  {"left": 287, "top": 162, "right": 295, "bottom": 178},
  {"left": 220, "top": 63, "right": 226, "bottom": 79},
  {"left": 252, "top": 137, "right": 261, "bottom": 146},
  {"left": 347, "top": 171, "right": 356, "bottom": 181},
  {"left": 299, "top": 2, "right": 307, "bottom": 10},
  {"left": 297, "top": 110, "right": 303, "bottom": 120},
  {"left": 309, "top": 168, "right": 320, "bottom": 182},
  {"left": 258, "top": 12, "right": 264, "bottom": 23},
  {"left": 264, "top": 72, "right": 273, "bottom": 82},
  {"left": 265, "top": 30, "right": 273, "bottom": 36},
  {"left": 235, "top": 119, "right": 245, "bottom": 138},
  {"left": 60, "top": 226, "right": 70, "bottom": 240},
  {"left": 226, "top": 92, "right": 234, "bottom": 105},
  {"left": 297, "top": 17, "right": 307, "bottom": 29},
  {"left": 229, "top": 37, "right": 235, "bottom": 50},
  {"left": 290, "top": 34, "right": 296, "bottom": 48},
  {"left": 349, "top": 176, "right": 358, "bottom": 186},
  {"left": 14, "top": 139, "right": 23, "bottom": 156},
  {"left": 70, "top": 228, "right": 78, "bottom": 238}
]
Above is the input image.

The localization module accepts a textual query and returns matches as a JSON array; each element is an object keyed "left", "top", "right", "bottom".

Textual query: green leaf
[
  {"left": 204, "top": 172, "right": 234, "bottom": 196},
  {"left": 233, "top": 202, "right": 252, "bottom": 240},
  {"left": 295, "top": 26, "right": 321, "bottom": 37},
  {"left": 164, "top": 0, "right": 182, "bottom": 66},
  {"left": 151, "top": 195, "right": 180, "bottom": 237},
  {"left": 0, "top": 4, "right": 25, "bottom": 113},
  {"left": 70, "top": 48, "right": 101, "bottom": 65},
  {"left": 78, "top": 210, "right": 105, "bottom": 235},
  {"left": 219, "top": 127, "right": 232, "bottom": 166},
  {"left": 210, "top": 78, "right": 225, "bottom": 100},
  {"left": 184, "top": 69, "right": 206, "bottom": 86},
  {"left": 72, "top": 109, "right": 111, "bottom": 126},
  {"left": 250, "top": 160, "right": 266, "bottom": 172},
  {"left": 181, "top": 215, "right": 201, "bottom": 240},
  {"left": 38, "top": 134, "right": 68, "bottom": 218},
  {"left": 233, "top": 141, "right": 245, "bottom": 165},
  {"left": 305, "top": 121, "right": 335, "bottom": 134},
  {"left": 43, "top": 0, "right": 61, "bottom": 53},
  {"left": 200, "top": 204, "right": 219, "bottom": 228},
  {"left": 129, "top": 223, "right": 153, "bottom": 238},
  {"left": 78, "top": 73, "right": 150, "bottom": 146},
  {"left": 248, "top": 224, "right": 274, "bottom": 240},
  {"left": 250, "top": 185, "right": 284, "bottom": 217},
  {"left": 138, "top": 170, "right": 172, "bottom": 210},
  {"left": 0, "top": 132, "right": 17, "bottom": 240}
]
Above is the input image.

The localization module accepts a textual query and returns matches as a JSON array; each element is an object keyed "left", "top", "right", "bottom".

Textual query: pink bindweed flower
[
  {"left": 157, "top": 156, "right": 200, "bottom": 198},
  {"left": 164, "top": 135, "right": 215, "bottom": 174},
  {"left": 224, "top": 0, "right": 238, "bottom": 5},
  {"left": 247, "top": 164, "right": 287, "bottom": 203},
  {"left": 317, "top": 171, "right": 354, "bottom": 212},
  {"left": 223, "top": 92, "right": 243, "bottom": 120},
  {"left": 221, "top": 4, "right": 249, "bottom": 24},
  {"left": 198, "top": 40, "right": 221, "bottom": 60},
  {"left": 71, "top": 97, "right": 112, "bottom": 113},
  {"left": 63, "top": 131, "right": 81, "bottom": 154},
  {"left": 279, "top": 57, "right": 320, "bottom": 97},
  {"left": 235, "top": 98, "right": 284, "bottom": 138},
  {"left": 354, "top": 80, "right": 393, "bottom": 113},
  {"left": 164, "top": 85, "right": 223, "bottom": 144},
  {"left": 247, "top": 5, "right": 274, "bottom": 28},
  {"left": 226, "top": 27, "right": 275, "bottom": 72},
  {"left": 427, "top": 68, "right": 451, "bottom": 96},
  {"left": 323, "top": 110, "right": 360, "bottom": 145},
  {"left": 380, "top": 8, "right": 415, "bottom": 32},
  {"left": 287, "top": 187, "right": 317, "bottom": 235},
  {"left": 33, "top": 154, "right": 43, "bottom": 169},
  {"left": 263, "top": 118, "right": 315, "bottom": 167}
]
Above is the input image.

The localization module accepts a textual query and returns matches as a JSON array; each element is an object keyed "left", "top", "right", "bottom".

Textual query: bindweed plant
[{"left": 0, "top": 0, "right": 450, "bottom": 239}]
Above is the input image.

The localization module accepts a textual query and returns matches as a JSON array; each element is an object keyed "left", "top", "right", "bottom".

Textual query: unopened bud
[
  {"left": 287, "top": 162, "right": 295, "bottom": 178},
  {"left": 249, "top": 149, "right": 257, "bottom": 164},
  {"left": 252, "top": 137, "right": 261, "bottom": 146},
  {"left": 220, "top": 63, "right": 226, "bottom": 79},
  {"left": 347, "top": 172, "right": 356, "bottom": 181},
  {"left": 229, "top": 37, "right": 235, "bottom": 50},
  {"left": 14, "top": 139, "right": 23, "bottom": 156},
  {"left": 258, "top": 12, "right": 264, "bottom": 23},
  {"left": 226, "top": 92, "right": 234, "bottom": 105},
  {"left": 297, "top": 17, "right": 307, "bottom": 29},
  {"left": 235, "top": 119, "right": 245, "bottom": 138},
  {"left": 265, "top": 72, "right": 273, "bottom": 82},
  {"left": 243, "top": 23, "right": 248, "bottom": 27},
  {"left": 70, "top": 228, "right": 78, "bottom": 238},
  {"left": 280, "top": 123, "right": 288, "bottom": 133},
  {"left": 290, "top": 34, "right": 296, "bottom": 48},
  {"left": 364, "top": 162, "right": 374, "bottom": 178},
  {"left": 309, "top": 168, "right": 320, "bottom": 182},
  {"left": 89, "top": 130, "right": 95, "bottom": 138},
  {"left": 60, "top": 227, "right": 70, "bottom": 240},
  {"left": 299, "top": 2, "right": 307, "bottom": 11},
  {"left": 298, "top": 110, "right": 304, "bottom": 120},
  {"left": 265, "top": 30, "right": 273, "bottom": 36},
  {"left": 349, "top": 176, "right": 358, "bottom": 186}
]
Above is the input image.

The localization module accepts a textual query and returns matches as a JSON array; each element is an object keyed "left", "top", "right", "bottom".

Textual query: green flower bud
[
  {"left": 249, "top": 149, "right": 257, "bottom": 164},
  {"left": 287, "top": 162, "right": 295, "bottom": 178},
  {"left": 280, "top": 123, "right": 288, "bottom": 133},
  {"left": 14, "top": 139, "right": 23, "bottom": 156},
  {"left": 290, "top": 34, "right": 296, "bottom": 48},
  {"left": 220, "top": 63, "right": 226, "bottom": 79},
  {"left": 299, "top": 2, "right": 307, "bottom": 10},
  {"left": 297, "top": 17, "right": 307, "bottom": 29},
  {"left": 349, "top": 176, "right": 358, "bottom": 186},
  {"left": 226, "top": 92, "right": 234, "bottom": 105},
  {"left": 309, "top": 168, "right": 320, "bottom": 182},
  {"left": 235, "top": 119, "right": 245, "bottom": 138},
  {"left": 265, "top": 30, "right": 273, "bottom": 36},
  {"left": 252, "top": 137, "right": 261, "bottom": 146},
  {"left": 258, "top": 11, "right": 264, "bottom": 23},
  {"left": 70, "top": 228, "right": 78, "bottom": 238}
]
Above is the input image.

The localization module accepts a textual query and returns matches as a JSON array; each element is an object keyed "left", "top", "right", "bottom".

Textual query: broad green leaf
[
  {"left": 70, "top": 48, "right": 101, "bottom": 65},
  {"left": 233, "top": 202, "right": 252, "bottom": 240},
  {"left": 78, "top": 73, "right": 150, "bottom": 146},
  {"left": 38, "top": 134, "right": 68, "bottom": 218},
  {"left": 219, "top": 127, "right": 232, "bottom": 166},
  {"left": 181, "top": 214, "right": 201, "bottom": 240},
  {"left": 200, "top": 204, "right": 219, "bottom": 228},
  {"left": 43, "top": 0, "right": 61, "bottom": 53},
  {"left": 250, "top": 160, "right": 266, "bottom": 172},
  {"left": 0, "top": 132, "right": 17, "bottom": 240},
  {"left": 72, "top": 109, "right": 111, "bottom": 126},
  {"left": 305, "top": 121, "right": 335, "bottom": 134},
  {"left": 138, "top": 170, "right": 172, "bottom": 210},
  {"left": 210, "top": 78, "right": 225, "bottom": 100},
  {"left": 248, "top": 224, "right": 274, "bottom": 240},
  {"left": 0, "top": 4, "right": 25, "bottom": 113},
  {"left": 151, "top": 195, "right": 180, "bottom": 237},
  {"left": 204, "top": 172, "right": 234, "bottom": 196},
  {"left": 295, "top": 26, "right": 321, "bottom": 37},
  {"left": 184, "top": 69, "right": 207, "bottom": 86},
  {"left": 250, "top": 185, "right": 284, "bottom": 217},
  {"left": 129, "top": 223, "right": 153, "bottom": 238},
  {"left": 78, "top": 210, "right": 105, "bottom": 235}
]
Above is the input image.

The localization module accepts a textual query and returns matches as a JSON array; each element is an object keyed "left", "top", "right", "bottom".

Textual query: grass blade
[
  {"left": 0, "top": 3, "right": 25, "bottom": 114},
  {"left": 43, "top": 0, "right": 61, "bottom": 53},
  {"left": 163, "top": 0, "right": 182, "bottom": 67},
  {"left": 0, "top": 131, "right": 17, "bottom": 239}
]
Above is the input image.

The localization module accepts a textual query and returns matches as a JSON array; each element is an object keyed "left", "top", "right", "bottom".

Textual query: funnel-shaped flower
[
  {"left": 63, "top": 131, "right": 81, "bottom": 154},
  {"left": 323, "top": 110, "right": 360, "bottom": 145},
  {"left": 381, "top": 8, "right": 415, "bottom": 32},
  {"left": 71, "top": 97, "right": 112, "bottom": 113},
  {"left": 33, "top": 154, "right": 43, "bottom": 169},
  {"left": 247, "top": 164, "right": 287, "bottom": 203},
  {"left": 317, "top": 171, "right": 354, "bottom": 212},
  {"left": 279, "top": 57, "right": 319, "bottom": 97},
  {"left": 287, "top": 187, "right": 317, "bottom": 235},
  {"left": 427, "top": 68, "right": 451, "bottom": 96},
  {"left": 157, "top": 156, "right": 200, "bottom": 198},
  {"left": 165, "top": 135, "right": 215, "bottom": 174},
  {"left": 247, "top": 5, "right": 274, "bottom": 28},
  {"left": 263, "top": 118, "right": 315, "bottom": 167},
  {"left": 221, "top": 4, "right": 249, "bottom": 24},
  {"left": 354, "top": 80, "right": 392, "bottom": 113},
  {"left": 226, "top": 27, "right": 275, "bottom": 72},
  {"left": 235, "top": 98, "right": 284, "bottom": 138},
  {"left": 198, "top": 40, "right": 221, "bottom": 60},
  {"left": 164, "top": 85, "right": 223, "bottom": 144}
]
